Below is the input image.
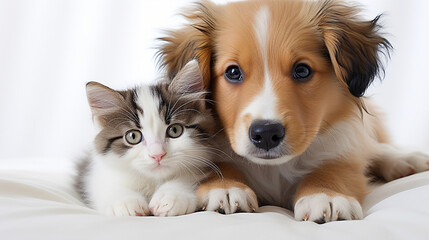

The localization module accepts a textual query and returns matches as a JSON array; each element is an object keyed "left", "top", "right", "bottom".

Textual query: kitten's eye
[
  {"left": 166, "top": 123, "right": 184, "bottom": 138},
  {"left": 124, "top": 130, "right": 143, "bottom": 145},
  {"left": 292, "top": 63, "right": 312, "bottom": 82},
  {"left": 224, "top": 65, "right": 244, "bottom": 84}
]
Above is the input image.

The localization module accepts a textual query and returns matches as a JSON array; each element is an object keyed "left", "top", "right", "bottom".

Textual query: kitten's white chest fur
[{"left": 84, "top": 152, "right": 199, "bottom": 216}]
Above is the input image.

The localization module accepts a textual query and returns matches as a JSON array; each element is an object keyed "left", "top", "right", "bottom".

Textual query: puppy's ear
[
  {"left": 157, "top": 0, "right": 217, "bottom": 90},
  {"left": 317, "top": 1, "right": 392, "bottom": 97}
]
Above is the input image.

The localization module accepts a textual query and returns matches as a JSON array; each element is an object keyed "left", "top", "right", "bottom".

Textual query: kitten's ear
[
  {"left": 86, "top": 81, "right": 125, "bottom": 117},
  {"left": 168, "top": 59, "right": 204, "bottom": 94}
]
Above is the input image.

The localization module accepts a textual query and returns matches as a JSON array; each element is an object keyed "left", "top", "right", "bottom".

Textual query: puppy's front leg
[
  {"left": 293, "top": 159, "right": 368, "bottom": 223},
  {"left": 197, "top": 162, "right": 258, "bottom": 214}
]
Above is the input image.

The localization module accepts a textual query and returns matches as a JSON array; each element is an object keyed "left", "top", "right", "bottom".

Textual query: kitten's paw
[
  {"left": 382, "top": 152, "right": 429, "bottom": 181},
  {"left": 104, "top": 196, "right": 149, "bottom": 216},
  {"left": 198, "top": 185, "right": 258, "bottom": 214},
  {"left": 294, "top": 193, "right": 363, "bottom": 223},
  {"left": 149, "top": 190, "right": 198, "bottom": 217}
]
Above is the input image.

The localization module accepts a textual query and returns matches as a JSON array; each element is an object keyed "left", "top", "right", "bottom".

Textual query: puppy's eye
[
  {"left": 125, "top": 130, "right": 143, "bottom": 145},
  {"left": 224, "top": 65, "right": 244, "bottom": 83},
  {"left": 292, "top": 63, "right": 312, "bottom": 81}
]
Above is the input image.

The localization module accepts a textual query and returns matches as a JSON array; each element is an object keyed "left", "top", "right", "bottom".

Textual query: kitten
[{"left": 76, "top": 60, "right": 220, "bottom": 216}]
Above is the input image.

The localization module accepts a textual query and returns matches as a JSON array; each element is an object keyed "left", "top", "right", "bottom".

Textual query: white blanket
[{"left": 1, "top": 166, "right": 429, "bottom": 240}]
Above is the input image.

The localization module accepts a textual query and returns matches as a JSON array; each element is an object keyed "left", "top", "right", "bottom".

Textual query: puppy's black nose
[{"left": 249, "top": 120, "right": 285, "bottom": 151}]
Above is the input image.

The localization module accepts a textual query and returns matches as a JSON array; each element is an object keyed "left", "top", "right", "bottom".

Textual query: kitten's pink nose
[
  {"left": 150, "top": 153, "right": 166, "bottom": 162},
  {"left": 148, "top": 142, "right": 166, "bottom": 162}
]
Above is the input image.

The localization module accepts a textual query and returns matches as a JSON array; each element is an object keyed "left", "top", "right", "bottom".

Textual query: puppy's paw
[
  {"left": 198, "top": 184, "right": 258, "bottom": 214},
  {"left": 149, "top": 189, "right": 198, "bottom": 217},
  {"left": 294, "top": 193, "right": 363, "bottom": 223},
  {"left": 382, "top": 152, "right": 429, "bottom": 181},
  {"left": 104, "top": 196, "right": 149, "bottom": 216}
]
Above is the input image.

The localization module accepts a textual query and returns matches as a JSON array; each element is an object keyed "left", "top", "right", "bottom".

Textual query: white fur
[
  {"left": 106, "top": 196, "right": 149, "bottom": 216},
  {"left": 85, "top": 152, "right": 155, "bottom": 215},
  {"left": 294, "top": 193, "right": 363, "bottom": 222},
  {"left": 254, "top": 6, "right": 270, "bottom": 58},
  {"left": 200, "top": 187, "right": 258, "bottom": 214},
  {"left": 83, "top": 84, "right": 212, "bottom": 216},
  {"left": 136, "top": 86, "right": 167, "bottom": 150},
  {"left": 149, "top": 179, "right": 198, "bottom": 216}
]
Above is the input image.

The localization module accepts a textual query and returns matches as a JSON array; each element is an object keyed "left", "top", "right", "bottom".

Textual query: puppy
[{"left": 158, "top": 0, "right": 429, "bottom": 222}]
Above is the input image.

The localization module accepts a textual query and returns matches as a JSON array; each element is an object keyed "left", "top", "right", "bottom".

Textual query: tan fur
[
  {"left": 196, "top": 162, "right": 257, "bottom": 206},
  {"left": 158, "top": 0, "right": 218, "bottom": 89},
  {"left": 159, "top": 0, "right": 404, "bottom": 219},
  {"left": 294, "top": 159, "right": 368, "bottom": 204}
]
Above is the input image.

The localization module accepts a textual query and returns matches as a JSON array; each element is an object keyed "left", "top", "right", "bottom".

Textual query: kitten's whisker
[
  {"left": 175, "top": 153, "right": 223, "bottom": 179},
  {"left": 173, "top": 156, "right": 211, "bottom": 182},
  {"left": 105, "top": 111, "right": 137, "bottom": 125},
  {"left": 169, "top": 98, "right": 210, "bottom": 117},
  {"left": 93, "top": 98, "right": 139, "bottom": 123},
  {"left": 185, "top": 146, "right": 234, "bottom": 162},
  {"left": 167, "top": 89, "right": 174, "bottom": 120},
  {"left": 210, "top": 127, "right": 225, "bottom": 138},
  {"left": 121, "top": 96, "right": 141, "bottom": 123},
  {"left": 181, "top": 160, "right": 209, "bottom": 179},
  {"left": 173, "top": 108, "right": 203, "bottom": 117},
  {"left": 194, "top": 127, "right": 226, "bottom": 140},
  {"left": 172, "top": 152, "right": 221, "bottom": 178},
  {"left": 185, "top": 149, "right": 232, "bottom": 163},
  {"left": 106, "top": 117, "right": 135, "bottom": 128},
  {"left": 167, "top": 91, "right": 189, "bottom": 119},
  {"left": 177, "top": 162, "right": 202, "bottom": 183},
  {"left": 173, "top": 153, "right": 213, "bottom": 171}
]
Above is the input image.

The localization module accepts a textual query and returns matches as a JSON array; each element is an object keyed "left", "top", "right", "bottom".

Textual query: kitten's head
[{"left": 86, "top": 60, "right": 217, "bottom": 179}]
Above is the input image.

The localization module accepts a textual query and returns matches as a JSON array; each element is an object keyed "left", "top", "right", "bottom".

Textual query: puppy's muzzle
[{"left": 249, "top": 120, "right": 285, "bottom": 151}]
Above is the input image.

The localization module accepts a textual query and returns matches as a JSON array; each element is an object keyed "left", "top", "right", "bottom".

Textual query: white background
[{"left": 0, "top": 0, "right": 428, "bottom": 170}]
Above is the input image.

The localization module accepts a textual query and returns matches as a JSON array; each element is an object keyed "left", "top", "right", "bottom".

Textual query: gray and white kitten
[{"left": 76, "top": 60, "right": 219, "bottom": 216}]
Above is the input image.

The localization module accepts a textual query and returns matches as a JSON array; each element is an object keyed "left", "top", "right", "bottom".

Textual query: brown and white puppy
[{"left": 158, "top": 0, "right": 429, "bottom": 222}]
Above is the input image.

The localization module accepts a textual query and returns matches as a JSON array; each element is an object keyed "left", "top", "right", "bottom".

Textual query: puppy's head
[{"left": 159, "top": 0, "right": 391, "bottom": 165}]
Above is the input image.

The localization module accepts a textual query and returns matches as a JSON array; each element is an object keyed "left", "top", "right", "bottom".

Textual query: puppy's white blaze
[
  {"left": 250, "top": 6, "right": 277, "bottom": 121},
  {"left": 235, "top": 6, "right": 279, "bottom": 156},
  {"left": 254, "top": 6, "right": 270, "bottom": 57},
  {"left": 136, "top": 87, "right": 166, "bottom": 144}
]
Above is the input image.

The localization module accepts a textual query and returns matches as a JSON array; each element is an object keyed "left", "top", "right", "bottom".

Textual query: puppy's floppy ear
[
  {"left": 317, "top": 1, "right": 392, "bottom": 97},
  {"left": 157, "top": 0, "right": 217, "bottom": 90}
]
